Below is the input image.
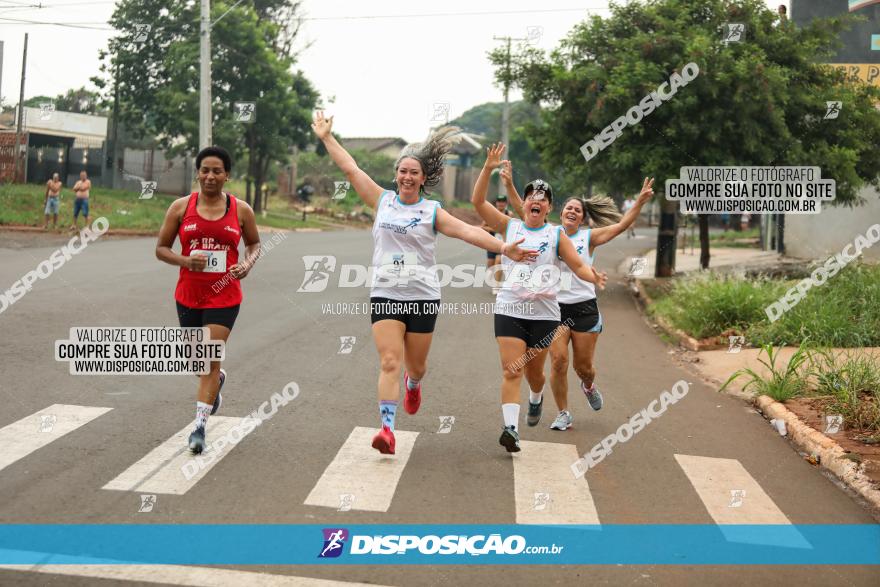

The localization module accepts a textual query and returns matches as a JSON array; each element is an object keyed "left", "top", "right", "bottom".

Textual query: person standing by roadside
[
  {"left": 71, "top": 170, "right": 91, "bottom": 231},
  {"left": 44, "top": 173, "right": 62, "bottom": 230}
]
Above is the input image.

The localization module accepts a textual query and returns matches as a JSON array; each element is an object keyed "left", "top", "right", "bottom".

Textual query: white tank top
[
  {"left": 557, "top": 227, "right": 597, "bottom": 304},
  {"left": 495, "top": 219, "right": 562, "bottom": 320},
  {"left": 371, "top": 191, "right": 442, "bottom": 300}
]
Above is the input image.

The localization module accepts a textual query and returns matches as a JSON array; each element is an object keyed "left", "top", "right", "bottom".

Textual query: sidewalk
[{"left": 621, "top": 246, "right": 781, "bottom": 278}]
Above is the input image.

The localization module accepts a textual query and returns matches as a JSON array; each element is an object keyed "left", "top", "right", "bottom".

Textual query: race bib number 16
[{"left": 192, "top": 250, "right": 227, "bottom": 273}]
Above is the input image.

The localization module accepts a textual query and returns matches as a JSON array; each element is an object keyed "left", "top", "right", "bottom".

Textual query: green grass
[
  {"left": 809, "top": 349, "right": 880, "bottom": 432},
  {"left": 721, "top": 343, "right": 812, "bottom": 402},
  {"left": 649, "top": 272, "right": 785, "bottom": 339},
  {"left": 0, "top": 182, "right": 329, "bottom": 232},
  {"left": 650, "top": 264, "right": 880, "bottom": 347}
]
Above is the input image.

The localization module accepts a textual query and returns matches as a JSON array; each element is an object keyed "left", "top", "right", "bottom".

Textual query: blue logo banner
[{"left": 0, "top": 525, "right": 878, "bottom": 565}]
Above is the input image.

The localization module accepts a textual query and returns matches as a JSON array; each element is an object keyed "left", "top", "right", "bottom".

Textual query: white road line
[
  {"left": 0, "top": 405, "right": 112, "bottom": 473},
  {"left": 0, "top": 564, "right": 390, "bottom": 586},
  {"left": 514, "top": 441, "right": 601, "bottom": 525},
  {"left": 675, "top": 454, "right": 810, "bottom": 547},
  {"left": 103, "top": 417, "right": 250, "bottom": 495},
  {"left": 304, "top": 426, "right": 418, "bottom": 512}
]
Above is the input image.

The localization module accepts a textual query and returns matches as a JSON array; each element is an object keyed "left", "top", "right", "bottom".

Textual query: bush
[
  {"left": 650, "top": 272, "right": 784, "bottom": 339},
  {"left": 650, "top": 264, "right": 880, "bottom": 347}
]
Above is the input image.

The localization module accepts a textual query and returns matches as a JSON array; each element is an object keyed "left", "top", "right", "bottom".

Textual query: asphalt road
[{"left": 0, "top": 226, "right": 876, "bottom": 586}]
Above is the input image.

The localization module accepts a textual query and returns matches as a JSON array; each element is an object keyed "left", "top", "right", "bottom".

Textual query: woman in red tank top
[{"left": 155, "top": 146, "right": 262, "bottom": 454}]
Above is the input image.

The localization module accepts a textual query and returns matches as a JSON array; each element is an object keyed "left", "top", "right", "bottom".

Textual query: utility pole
[
  {"left": 15, "top": 33, "right": 28, "bottom": 183},
  {"left": 199, "top": 0, "right": 212, "bottom": 150},
  {"left": 493, "top": 35, "right": 526, "bottom": 196}
]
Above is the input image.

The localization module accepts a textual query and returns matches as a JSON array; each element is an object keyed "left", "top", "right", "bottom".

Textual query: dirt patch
[{"left": 785, "top": 397, "right": 880, "bottom": 487}]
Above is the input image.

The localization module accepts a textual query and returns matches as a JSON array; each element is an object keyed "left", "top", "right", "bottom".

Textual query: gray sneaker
[
  {"left": 550, "top": 410, "right": 573, "bottom": 431},
  {"left": 582, "top": 381, "right": 603, "bottom": 411},
  {"left": 526, "top": 397, "right": 543, "bottom": 427}
]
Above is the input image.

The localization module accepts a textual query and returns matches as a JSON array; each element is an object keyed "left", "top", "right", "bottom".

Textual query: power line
[{"left": 0, "top": 15, "right": 112, "bottom": 29}]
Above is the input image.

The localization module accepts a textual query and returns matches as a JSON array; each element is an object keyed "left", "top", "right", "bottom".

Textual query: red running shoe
[
  {"left": 403, "top": 372, "right": 422, "bottom": 415},
  {"left": 371, "top": 425, "right": 396, "bottom": 455}
]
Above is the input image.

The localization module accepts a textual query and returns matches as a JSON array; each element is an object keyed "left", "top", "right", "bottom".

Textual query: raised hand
[
  {"left": 311, "top": 111, "right": 333, "bottom": 140},
  {"left": 484, "top": 143, "right": 506, "bottom": 169},
  {"left": 504, "top": 237, "right": 539, "bottom": 262},
  {"left": 500, "top": 160, "right": 513, "bottom": 187},
  {"left": 638, "top": 177, "right": 655, "bottom": 203}
]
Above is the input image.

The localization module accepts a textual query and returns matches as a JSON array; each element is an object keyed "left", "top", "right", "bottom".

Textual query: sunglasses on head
[{"left": 524, "top": 179, "right": 552, "bottom": 201}]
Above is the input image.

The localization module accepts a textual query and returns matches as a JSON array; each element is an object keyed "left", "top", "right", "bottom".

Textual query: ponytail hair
[
  {"left": 394, "top": 126, "right": 461, "bottom": 191},
  {"left": 561, "top": 195, "right": 623, "bottom": 227},
  {"left": 583, "top": 195, "right": 623, "bottom": 227}
]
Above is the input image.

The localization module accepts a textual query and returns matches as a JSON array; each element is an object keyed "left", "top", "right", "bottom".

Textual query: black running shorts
[
  {"left": 494, "top": 313, "right": 561, "bottom": 348},
  {"left": 559, "top": 299, "right": 603, "bottom": 333},
  {"left": 176, "top": 302, "right": 240, "bottom": 331},
  {"left": 370, "top": 297, "right": 439, "bottom": 334}
]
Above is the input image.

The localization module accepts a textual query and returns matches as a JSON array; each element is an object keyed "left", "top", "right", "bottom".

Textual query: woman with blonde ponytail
[
  {"left": 502, "top": 161, "right": 654, "bottom": 430},
  {"left": 312, "top": 114, "right": 537, "bottom": 454}
]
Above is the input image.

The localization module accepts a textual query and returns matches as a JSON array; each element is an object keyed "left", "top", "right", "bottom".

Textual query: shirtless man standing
[
  {"left": 71, "top": 170, "right": 91, "bottom": 231},
  {"left": 44, "top": 173, "right": 62, "bottom": 230}
]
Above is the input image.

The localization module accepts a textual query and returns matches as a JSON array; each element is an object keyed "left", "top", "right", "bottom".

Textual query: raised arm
[
  {"left": 558, "top": 231, "right": 607, "bottom": 290},
  {"left": 500, "top": 160, "right": 525, "bottom": 220},
  {"left": 435, "top": 208, "right": 538, "bottom": 262},
  {"left": 472, "top": 143, "right": 513, "bottom": 234},
  {"left": 591, "top": 177, "right": 654, "bottom": 246},
  {"left": 311, "top": 111, "right": 384, "bottom": 208}
]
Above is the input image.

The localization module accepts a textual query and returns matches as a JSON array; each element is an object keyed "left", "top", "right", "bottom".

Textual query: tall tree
[
  {"left": 494, "top": 0, "right": 880, "bottom": 270},
  {"left": 94, "top": 0, "right": 318, "bottom": 212}
]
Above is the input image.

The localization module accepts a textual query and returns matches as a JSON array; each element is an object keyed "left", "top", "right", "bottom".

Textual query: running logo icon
[
  {"left": 403, "top": 217, "right": 421, "bottom": 232},
  {"left": 133, "top": 23, "right": 151, "bottom": 43},
  {"left": 39, "top": 414, "right": 56, "bottom": 433},
  {"left": 332, "top": 181, "right": 349, "bottom": 200},
  {"left": 337, "top": 494, "right": 355, "bottom": 512},
  {"left": 824, "top": 414, "right": 843, "bottom": 434},
  {"left": 533, "top": 492, "right": 551, "bottom": 511},
  {"left": 430, "top": 102, "right": 450, "bottom": 123},
  {"left": 138, "top": 494, "right": 157, "bottom": 513},
  {"left": 318, "top": 528, "right": 349, "bottom": 558},
  {"left": 525, "top": 25, "right": 543, "bottom": 46},
  {"left": 338, "top": 336, "right": 356, "bottom": 354},
  {"left": 727, "top": 335, "right": 745, "bottom": 353},
  {"left": 297, "top": 256, "right": 337, "bottom": 292},
  {"left": 722, "top": 23, "right": 745, "bottom": 43},
  {"left": 234, "top": 102, "right": 256, "bottom": 123},
  {"left": 39, "top": 103, "right": 55, "bottom": 121},
  {"left": 629, "top": 257, "right": 648, "bottom": 276},
  {"left": 824, "top": 101, "right": 842, "bottom": 120},
  {"left": 140, "top": 181, "right": 157, "bottom": 200},
  {"left": 437, "top": 415, "right": 455, "bottom": 434},
  {"left": 728, "top": 489, "right": 745, "bottom": 508}
]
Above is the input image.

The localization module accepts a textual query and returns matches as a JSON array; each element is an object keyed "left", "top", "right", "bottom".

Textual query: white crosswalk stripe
[
  {"left": 675, "top": 454, "right": 810, "bottom": 547},
  {"left": 0, "top": 404, "right": 112, "bottom": 474},
  {"left": 304, "top": 426, "right": 418, "bottom": 512},
  {"left": 0, "top": 561, "right": 389, "bottom": 586},
  {"left": 103, "top": 416, "right": 253, "bottom": 495},
  {"left": 514, "top": 441, "right": 601, "bottom": 524}
]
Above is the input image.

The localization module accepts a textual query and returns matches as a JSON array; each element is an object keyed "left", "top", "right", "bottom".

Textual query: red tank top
[{"left": 174, "top": 192, "right": 243, "bottom": 308}]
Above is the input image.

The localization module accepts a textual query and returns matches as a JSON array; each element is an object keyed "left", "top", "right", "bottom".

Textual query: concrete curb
[
  {"left": 754, "top": 395, "right": 880, "bottom": 512},
  {"left": 628, "top": 277, "right": 725, "bottom": 351},
  {"left": 627, "top": 276, "right": 880, "bottom": 514}
]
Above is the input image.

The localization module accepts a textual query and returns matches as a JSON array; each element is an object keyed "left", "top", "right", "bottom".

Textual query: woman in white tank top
[
  {"left": 503, "top": 163, "right": 654, "bottom": 432},
  {"left": 312, "top": 114, "right": 537, "bottom": 455},
  {"left": 472, "top": 143, "right": 608, "bottom": 453}
]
